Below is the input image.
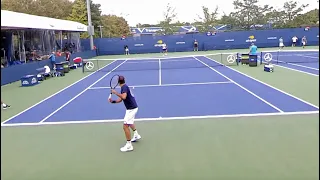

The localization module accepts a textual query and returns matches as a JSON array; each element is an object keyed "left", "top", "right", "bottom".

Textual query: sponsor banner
[
  {"left": 176, "top": 41, "right": 186, "bottom": 45},
  {"left": 246, "top": 35, "right": 256, "bottom": 43},
  {"left": 131, "top": 26, "right": 199, "bottom": 34},
  {"left": 267, "top": 37, "right": 277, "bottom": 40},
  {"left": 225, "top": 39, "right": 234, "bottom": 42},
  {"left": 154, "top": 40, "right": 163, "bottom": 47},
  {"left": 134, "top": 44, "right": 144, "bottom": 47}
]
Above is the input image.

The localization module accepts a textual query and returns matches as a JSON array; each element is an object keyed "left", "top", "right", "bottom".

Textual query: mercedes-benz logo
[
  {"left": 85, "top": 61, "right": 95, "bottom": 70},
  {"left": 263, "top": 53, "right": 273, "bottom": 62},
  {"left": 226, "top": 55, "right": 236, "bottom": 64}
]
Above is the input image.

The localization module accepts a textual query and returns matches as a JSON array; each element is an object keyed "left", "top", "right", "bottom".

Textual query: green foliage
[
  {"left": 231, "top": 0, "right": 273, "bottom": 30},
  {"left": 159, "top": 3, "right": 177, "bottom": 35},
  {"left": 100, "top": 15, "right": 131, "bottom": 38},
  {"left": 1, "top": 0, "right": 73, "bottom": 19},
  {"left": 195, "top": 6, "right": 219, "bottom": 32},
  {"left": 293, "top": 9, "right": 319, "bottom": 27},
  {"left": 67, "top": 0, "right": 87, "bottom": 25}
]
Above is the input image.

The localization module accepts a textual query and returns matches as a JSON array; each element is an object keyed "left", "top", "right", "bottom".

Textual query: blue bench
[{"left": 36, "top": 67, "right": 53, "bottom": 81}]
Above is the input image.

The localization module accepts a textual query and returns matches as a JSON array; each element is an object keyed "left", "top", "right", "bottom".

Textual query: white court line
[
  {"left": 38, "top": 60, "right": 128, "bottom": 123},
  {"left": 88, "top": 81, "right": 233, "bottom": 90},
  {"left": 277, "top": 60, "right": 319, "bottom": 71},
  {"left": 0, "top": 60, "right": 120, "bottom": 125},
  {"left": 297, "top": 54, "right": 319, "bottom": 59},
  {"left": 1, "top": 111, "right": 318, "bottom": 127},
  {"left": 274, "top": 64, "right": 319, "bottom": 77},
  {"left": 193, "top": 56, "right": 284, "bottom": 113},
  {"left": 158, "top": 59, "right": 162, "bottom": 85},
  {"left": 205, "top": 56, "right": 319, "bottom": 109}
]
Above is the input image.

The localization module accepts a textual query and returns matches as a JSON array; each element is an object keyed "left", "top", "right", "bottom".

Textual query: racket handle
[{"left": 108, "top": 94, "right": 111, "bottom": 99}]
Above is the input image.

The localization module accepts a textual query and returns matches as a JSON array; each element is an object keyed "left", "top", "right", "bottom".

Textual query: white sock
[
  {"left": 3, "top": 103, "right": 6, "bottom": 107},
  {"left": 134, "top": 130, "right": 139, "bottom": 136}
]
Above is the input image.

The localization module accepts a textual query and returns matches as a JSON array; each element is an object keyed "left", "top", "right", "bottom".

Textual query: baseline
[{"left": 1, "top": 111, "right": 318, "bottom": 127}]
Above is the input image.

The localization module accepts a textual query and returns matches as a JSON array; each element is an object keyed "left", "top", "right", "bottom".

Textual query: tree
[
  {"left": 67, "top": 0, "right": 87, "bottom": 24},
  {"left": 1, "top": 0, "right": 73, "bottom": 19},
  {"left": 195, "top": 6, "right": 219, "bottom": 32},
  {"left": 100, "top": 15, "right": 131, "bottom": 38},
  {"left": 231, "top": 0, "right": 273, "bottom": 30},
  {"left": 67, "top": 0, "right": 87, "bottom": 38},
  {"left": 292, "top": 9, "right": 319, "bottom": 27},
  {"left": 281, "top": 1, "right": 309, "bottom": 27},
  {"left": 159, "top": 3, "right": 177, "bottom": 35},
  {"left": 219, "top": 13, "right": 239, "bottom": 30},
  {"left": 1, "top": 0, "right": 38, "bottom": 15}
]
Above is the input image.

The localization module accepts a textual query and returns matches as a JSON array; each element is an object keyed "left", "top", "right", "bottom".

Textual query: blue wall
[
  {"left": 1, "top": 50, "right": 97, "bottom": 85},
  {"left": 82, "top": 27, "right": 319, "bottom": 55}
]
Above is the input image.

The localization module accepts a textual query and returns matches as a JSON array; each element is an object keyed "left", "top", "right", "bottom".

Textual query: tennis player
[
  {"left": 302, "top": 36, "right": 307, "bottom": 48},
  {"left": 279, "top": 37, "right": 284, "bottom": 49},
  {"left": 109, "top": 76, "right": 141, "bottom": 152},
  {"left": 162, "top": 43, "right": 167, "bottom": 56},
  {"left": 1, "top": 100, "right": 10, "bottom": 109}
]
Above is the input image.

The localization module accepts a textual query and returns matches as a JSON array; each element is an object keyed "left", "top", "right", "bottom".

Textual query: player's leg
[
  {"left": 126, "top": 108, "right": 141, "bottom": 142},
  {"left": 128, "top": 108, "right": 141, "bottom": 142},
  {"left": 120, "top": 109, "right": 138, "bottom": 152}
]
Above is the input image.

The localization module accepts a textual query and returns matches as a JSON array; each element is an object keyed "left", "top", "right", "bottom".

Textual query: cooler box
[{"left": 264, "top": 64, "right": 274, "bottom": 72}]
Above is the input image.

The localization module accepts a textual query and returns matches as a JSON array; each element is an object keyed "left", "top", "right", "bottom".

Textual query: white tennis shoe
[
  {"left": 120, "top": 142, "right": 133, "bottom": 152},
  {"left": 131, "top": 134, "right": 141, "bottom": 142}
]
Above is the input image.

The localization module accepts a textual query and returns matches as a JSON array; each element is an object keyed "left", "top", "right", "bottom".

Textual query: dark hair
[{"left": 118, "top": 76, "right": 125, "bottom": 84}]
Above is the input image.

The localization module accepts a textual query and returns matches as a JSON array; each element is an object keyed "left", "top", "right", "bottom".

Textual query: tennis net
[
  {"left": 82, "top": 53, "right": 239, "bottom": 73},
  {"left": 260, "top": 49, "right": 319, "bottom": 64}
]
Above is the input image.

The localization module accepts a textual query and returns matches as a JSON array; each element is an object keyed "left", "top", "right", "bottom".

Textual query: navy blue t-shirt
[{"left": 121, "top": 84, "right": 138, "bottom": 110}]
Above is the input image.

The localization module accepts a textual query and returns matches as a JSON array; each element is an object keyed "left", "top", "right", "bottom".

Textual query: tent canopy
[{"left": 1, "top": 10, "right": 87, "bottom": 32}]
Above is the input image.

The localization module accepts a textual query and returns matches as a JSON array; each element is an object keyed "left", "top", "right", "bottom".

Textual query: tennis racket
[{"left": 109, "top": 74, "right": 120, "bottom": 99}]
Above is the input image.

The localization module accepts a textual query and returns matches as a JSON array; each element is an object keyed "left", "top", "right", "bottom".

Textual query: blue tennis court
[{"left": 1, "top": 55, "right": 318, "bottom": 126}]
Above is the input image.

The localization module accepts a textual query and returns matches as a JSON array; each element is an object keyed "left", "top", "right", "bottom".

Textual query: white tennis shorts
[
  {"left": 302, "top": 42, "right": 306, "bottom": 45},
  {"left": 124, "top": 108, "right": 138, "bottom": 125},
  {"left": 279, "top": 42, "right": 284, "bottom": 47}
]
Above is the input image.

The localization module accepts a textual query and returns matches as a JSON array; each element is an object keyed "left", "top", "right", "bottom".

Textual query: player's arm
[
  {"left": 109, "top": 97, "right": 122, "bottom": 103},
  {"left": 114, "top": 91, "right": 127, "bottom": 100},
  {"left": 112, "top": 87, "right": 128, "bottom": 100}
]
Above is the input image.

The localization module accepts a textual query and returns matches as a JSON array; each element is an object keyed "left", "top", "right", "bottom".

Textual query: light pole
[
  {"left": 86, "top": 0, "right": 94, "bottom": 50},
  {"left": 98, "top": 25, "right": 103, "bottom": 38}
]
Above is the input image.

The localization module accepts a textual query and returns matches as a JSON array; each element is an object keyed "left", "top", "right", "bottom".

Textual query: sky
[{"left": 92, "top": 0, "right": 318, "bottom": 26}]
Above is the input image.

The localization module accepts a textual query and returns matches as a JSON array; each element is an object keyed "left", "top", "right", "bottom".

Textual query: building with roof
[{"left": 1, "top": 10, "right": 87, "bottom": 65}]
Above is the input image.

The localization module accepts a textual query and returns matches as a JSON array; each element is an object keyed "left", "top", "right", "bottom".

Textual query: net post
[
  {"left": 260, "top": 52, "right": 262, "bottom": 65},
  {"left": 236, "top": 53, "right": 239, "bottom": 65},
  {"left": 220, "top": 53, "right": 223, "bottom": 65},
  {"left": 97, "top": 59, "right": 100, "bottom": 71},
  {"left": 82, "top": 58, "right": 84, "bottom": 73}
]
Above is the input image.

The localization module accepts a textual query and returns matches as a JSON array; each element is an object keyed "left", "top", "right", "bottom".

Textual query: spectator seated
[{"left": 36, "top": 65, "right": 53, "bottom": 81}]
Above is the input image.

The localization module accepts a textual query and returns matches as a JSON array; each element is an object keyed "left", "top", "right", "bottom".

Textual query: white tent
[{"left": 1, "top": 10, "right": 87, "bottom": 32}]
